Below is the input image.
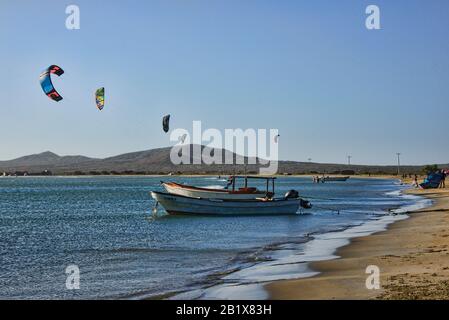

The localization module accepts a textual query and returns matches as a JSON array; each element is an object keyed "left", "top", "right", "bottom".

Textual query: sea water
[{"left": 0, "top": 176, "right": 430, "bottom": 299}]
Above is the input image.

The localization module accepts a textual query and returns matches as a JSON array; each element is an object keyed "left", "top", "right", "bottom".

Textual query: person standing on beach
[
  {"left": 440, "top": 170, "right": 446, "bottom": 188},
  {"left": 414, "top": 174, "right": 419, "bottom": 188}
]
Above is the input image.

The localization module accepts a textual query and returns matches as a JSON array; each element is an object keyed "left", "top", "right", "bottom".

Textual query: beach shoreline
[{"left": 266, "top": 187, "right": 449, "bottom": 300}]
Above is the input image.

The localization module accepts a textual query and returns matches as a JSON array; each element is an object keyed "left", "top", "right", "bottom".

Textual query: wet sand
[{"left": 267, "top": 187, "right": 449, "bottom": 300}]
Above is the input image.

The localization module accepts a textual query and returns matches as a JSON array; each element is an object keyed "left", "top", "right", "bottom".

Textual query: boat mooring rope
[
  {"left": 311, "top": 204, "right": 341, "bottom": 214},
  {"left": 300, "top": 195, "right": 340, "bottom": 201}
]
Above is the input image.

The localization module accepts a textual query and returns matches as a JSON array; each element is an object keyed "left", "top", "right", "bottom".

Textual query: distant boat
[
  {"left": 314, "top": 176, "right": 350, "bottom": 183},
  {"left": 322, "top": 176, "right": 350, "bottom": 182},
  {"left": 161, "top": 176, "right": 268, "bottom": 200},
  {"left": 152, "top": 176, "right": 312, "bottom": 216}
]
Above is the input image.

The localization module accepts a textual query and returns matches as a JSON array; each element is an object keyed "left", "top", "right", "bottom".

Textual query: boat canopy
[{"left": 226, "top": 175, "right": 276, "bottom": 196}]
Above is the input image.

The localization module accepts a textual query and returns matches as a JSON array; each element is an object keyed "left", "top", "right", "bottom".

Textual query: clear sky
[{"left": 1, "top": 0, "right": 448, "bottom": 165}]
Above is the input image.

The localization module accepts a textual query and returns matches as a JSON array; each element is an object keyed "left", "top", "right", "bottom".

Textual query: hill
[{"left": 0, "top": 146, "right": 447, "bottom": 175}]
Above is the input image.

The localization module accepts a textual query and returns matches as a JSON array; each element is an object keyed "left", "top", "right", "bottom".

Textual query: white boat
[
  {"left": 151, "top": 191, "right": 308, "bottom": 216},
  {"left": 152, "top": 176, "right": 312, "bottom": 216},
  {"left": 161, "top": 176, "right": 270, "bottom": 200}
]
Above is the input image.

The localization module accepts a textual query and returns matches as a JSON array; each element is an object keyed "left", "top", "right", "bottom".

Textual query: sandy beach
[{"left": 267, "top": 186, "right": 449, "bottom": 300}]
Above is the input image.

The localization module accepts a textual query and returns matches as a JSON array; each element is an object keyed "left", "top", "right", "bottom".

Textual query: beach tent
[{"left": 420, "top": 172, "right": 444, "bottom": 189}]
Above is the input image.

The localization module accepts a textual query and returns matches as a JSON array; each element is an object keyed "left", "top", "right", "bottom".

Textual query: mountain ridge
[{"left": 0, "top": 146, "right": 447, "bottom": 175}]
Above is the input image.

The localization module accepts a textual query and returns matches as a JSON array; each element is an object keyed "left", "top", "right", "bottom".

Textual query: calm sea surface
[{"left": 0, "top": 176, "right": 421, "bottom": 299}]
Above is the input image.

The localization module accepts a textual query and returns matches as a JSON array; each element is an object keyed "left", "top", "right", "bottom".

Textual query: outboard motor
[
  {"left": 300, "top": 199, "right": 312, "bottom": 209},
  {"left": 284, "top": 189, "right": 299, "bottom": 199},
  {"left": 285, "top": 190, "right": 312, "bottom": 209}
]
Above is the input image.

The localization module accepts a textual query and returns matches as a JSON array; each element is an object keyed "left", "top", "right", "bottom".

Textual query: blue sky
[{"left": 1, "top": 0, "right": 448, "bottom": 165}]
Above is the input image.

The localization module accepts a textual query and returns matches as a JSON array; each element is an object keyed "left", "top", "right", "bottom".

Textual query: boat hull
[
  {"left": 162, "top": 182, "right": 267, "bottom": 200},
  {"left": 151, "top": 191, "right": 301, "bottom": 216},
  {"left": 322, "top": 176, "right": 350, "bottom": 182}
]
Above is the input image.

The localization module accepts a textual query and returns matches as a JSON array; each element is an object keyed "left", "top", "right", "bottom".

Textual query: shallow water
[{"left": 0, "top": 176, "right": 426, "bottom": 299}]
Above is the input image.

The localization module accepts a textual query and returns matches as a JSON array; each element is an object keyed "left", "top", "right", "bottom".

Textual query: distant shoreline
[
  {"left": 0, "top": 173, "right": 420, "bottom": 179},
  {"left": 2, "top": 147, "right": 447, "bottom": 178}
]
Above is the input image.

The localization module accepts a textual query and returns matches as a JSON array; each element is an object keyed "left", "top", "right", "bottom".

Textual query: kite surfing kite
[
  {"left": 95, "top": 87, "right": 105, "bottom": 110},
  {"left": 39, "top": 65, "right": 64, "bottom": 102},
  {"left": 162, "top": 114, "right": 170, "bottom": 133}
]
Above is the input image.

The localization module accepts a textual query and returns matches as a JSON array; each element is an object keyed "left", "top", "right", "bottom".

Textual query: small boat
[
  {"left": 161, "top": 176, "right": 269, "bottom": 200},
  {"left": 151, "top": 191, "right": 310, "bottom": 216},
  {"left": 323, "top": 176, "right": 349, "bottom": 182},
  {"left": 152, "top": 176, "right": 312, "bottom": 216},
  {"left": 314, "top": 176, "right": 350, "bottom": 183}
]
